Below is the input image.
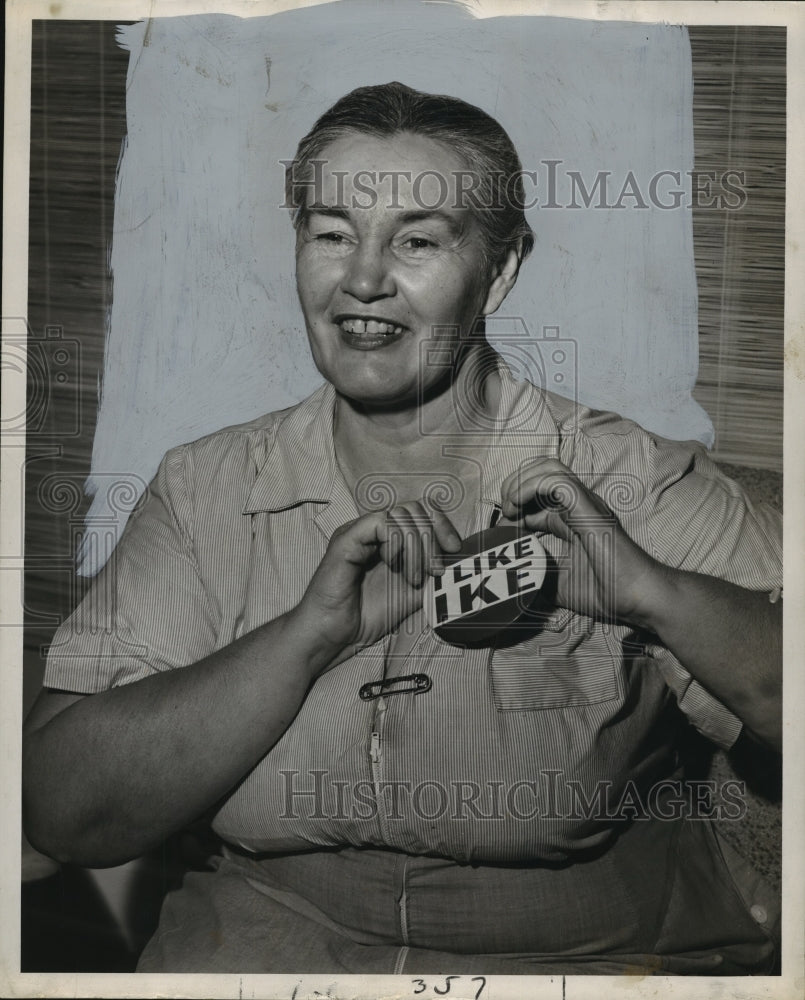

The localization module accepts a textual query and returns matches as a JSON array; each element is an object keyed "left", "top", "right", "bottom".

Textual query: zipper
[
  {"left": 370, "top": 730, "right": 381, "bottom": 766},
  {"left": 368, "top": 697, "right": 393, "bottom": 843},
  {"left": 364, "top": 504, "right": 501, "bottom": 848}
]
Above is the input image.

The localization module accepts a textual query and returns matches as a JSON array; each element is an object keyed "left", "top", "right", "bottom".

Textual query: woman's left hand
[
  {"left": 500, "top": 456, "right": 662, "bottom": 628},
  {"left": 501, "top": 455, "right": 782, "bottom": 751}
]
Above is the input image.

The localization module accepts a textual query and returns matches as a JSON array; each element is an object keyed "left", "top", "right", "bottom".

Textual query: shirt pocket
[{"left": 489, "top": 608, "right": 621, "bottom": 710}]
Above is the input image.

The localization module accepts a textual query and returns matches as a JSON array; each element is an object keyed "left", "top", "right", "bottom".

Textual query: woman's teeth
[{"left": 339, "top": 319, "right": 403, "bottom": 335}]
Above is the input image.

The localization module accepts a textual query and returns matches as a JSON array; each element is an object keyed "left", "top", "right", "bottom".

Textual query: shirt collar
[
  {"left": 242, "top": 360, "right": 563, "bottom": 515},
  {"left": 243, "top": 382, "right": 339, "bottom": 514},
  {"left": 478, "top": 361, "right": 563, "bottom": 505}
]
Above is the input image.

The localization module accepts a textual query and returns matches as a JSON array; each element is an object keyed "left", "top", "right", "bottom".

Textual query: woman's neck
[{"left": 333, "top": 346, "right": 502, "bottom": 485}]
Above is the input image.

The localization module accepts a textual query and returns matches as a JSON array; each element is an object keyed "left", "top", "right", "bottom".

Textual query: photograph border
[{"left": 3, "top": 1, "right": 803, "bottom": 998}]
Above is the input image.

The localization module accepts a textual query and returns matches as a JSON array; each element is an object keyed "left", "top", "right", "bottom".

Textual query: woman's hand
[
  {"left": 499, "top": 457, "right": 662, "bottom": 627},
  {"left": 295, "top": 501, "right": 462, "bottom": 671},
  {"left": 500, "top": 456, "right": 782, "bottom": 750},
  {"left": 22, "top": 501, "right": 461, "bottom": 866}
]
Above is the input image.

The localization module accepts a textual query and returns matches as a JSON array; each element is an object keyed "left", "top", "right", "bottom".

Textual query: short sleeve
[
  {"left": 568, "top": 414, "right": 782, "bottom": 749},
  {"left": 43, "top": 445, "right": 220, "bottom": 694},
  {"left": 642, "top": 435, "right": 781, "bottom": 590},
  {"left": 638, "top": 434, "right": 781, "bottom": 748}
]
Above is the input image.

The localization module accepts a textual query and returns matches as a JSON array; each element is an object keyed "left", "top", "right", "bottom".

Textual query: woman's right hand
[
  {"left": 294, "top": 501, "right": 462, "bottom": 673},
  {"left": 22, "top": 499, "right": 459, "bottom": 867}
]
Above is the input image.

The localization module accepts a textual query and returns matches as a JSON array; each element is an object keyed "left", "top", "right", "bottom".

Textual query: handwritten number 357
[{"left": 411, "top": 976, "right": 486, "bottom": 998}]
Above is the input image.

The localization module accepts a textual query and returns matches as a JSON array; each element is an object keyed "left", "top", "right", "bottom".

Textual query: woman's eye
[
  {"left": 307, "top": 230, "right": 354, "bottom": 254},
  {"left": 401, "top": 236, "right": 437, "bottom": 251}
]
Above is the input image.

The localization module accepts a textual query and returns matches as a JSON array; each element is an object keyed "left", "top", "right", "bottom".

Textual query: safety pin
[{"left": 358, "top": 673, "right": 432, "bottom": 701}]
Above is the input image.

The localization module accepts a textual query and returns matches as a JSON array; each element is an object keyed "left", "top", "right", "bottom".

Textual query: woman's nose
[{"left": 340, "top": 242, "right": 396, "bottom": 301}]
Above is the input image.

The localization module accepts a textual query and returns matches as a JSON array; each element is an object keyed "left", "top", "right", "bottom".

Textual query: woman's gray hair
[{"left": 285, "top": 81, "right": 535, "bottom": 269}]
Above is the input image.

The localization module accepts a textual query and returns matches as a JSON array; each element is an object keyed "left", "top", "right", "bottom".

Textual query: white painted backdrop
[{"left": 81, "top": 1, "right": 711, "bottom": 574}]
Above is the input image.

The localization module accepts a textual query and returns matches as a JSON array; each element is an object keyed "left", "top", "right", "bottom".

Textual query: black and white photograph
[{"left": 3, "top": 0, "right": 803, "bottom": 997}]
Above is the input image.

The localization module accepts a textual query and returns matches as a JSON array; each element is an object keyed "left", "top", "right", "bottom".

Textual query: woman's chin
[{"left": 331, "top": 375, "right": 421, "bottom": 413}]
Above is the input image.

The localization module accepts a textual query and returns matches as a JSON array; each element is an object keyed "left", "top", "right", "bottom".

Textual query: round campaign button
[{"left": 424, "top": 524, "right": 547, "bottom": 645}]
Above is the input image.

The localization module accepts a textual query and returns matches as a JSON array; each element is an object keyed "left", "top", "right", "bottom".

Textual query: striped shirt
[{"left": 44, "top": 363, "right": 782, "bottom": 863}]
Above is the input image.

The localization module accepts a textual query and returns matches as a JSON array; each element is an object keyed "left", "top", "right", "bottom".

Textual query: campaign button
[{"left": 425, "top": 525, "right": 547, "bottom": 645}]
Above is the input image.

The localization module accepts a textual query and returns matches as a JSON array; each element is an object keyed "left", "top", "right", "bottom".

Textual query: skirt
[{"left": 137, "top": 814, "right": 778, "bottom": 975}]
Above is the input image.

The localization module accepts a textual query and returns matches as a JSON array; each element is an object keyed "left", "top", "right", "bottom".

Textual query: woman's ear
[{"left": 481, "top": 243, "right": 523, "bottom": 317}]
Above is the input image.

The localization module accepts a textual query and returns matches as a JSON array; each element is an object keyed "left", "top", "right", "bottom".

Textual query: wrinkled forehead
[{"left": 297, "top": 131, "right": 480, "bottom": 218}]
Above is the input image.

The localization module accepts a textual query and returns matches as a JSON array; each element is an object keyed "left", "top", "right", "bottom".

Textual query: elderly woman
[{"left": 23, "top": 83, "right": 781, "bottom": 975}]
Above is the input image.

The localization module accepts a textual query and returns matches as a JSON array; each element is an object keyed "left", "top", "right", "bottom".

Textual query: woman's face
[{"left": 294, "top": 131, "right": 508, "bottom": 409}]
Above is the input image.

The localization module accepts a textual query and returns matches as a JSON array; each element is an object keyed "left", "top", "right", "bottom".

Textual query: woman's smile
[{"left": 334, "top": 314, "right": 407, "bottom": 350}]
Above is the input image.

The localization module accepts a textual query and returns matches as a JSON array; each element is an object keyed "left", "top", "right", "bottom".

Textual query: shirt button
[{"left": 750, "top": 904, "right": 768, "bottom": 925}]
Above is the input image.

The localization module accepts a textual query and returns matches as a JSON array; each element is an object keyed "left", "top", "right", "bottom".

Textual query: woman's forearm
[
  {"left": 500, "top": 457, "right": 782, "bottom": 753},
  {"left": 631, "top": 566, "right": 782, "bottom": 751},
  {"left": 22, "top": 604, "right": 333, "bottom": 868}
]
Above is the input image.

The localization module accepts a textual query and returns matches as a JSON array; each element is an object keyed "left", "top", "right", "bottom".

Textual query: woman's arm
[
  {"left": 23, "top": 503, "right": 460, "bottom": 868},
  {"left": 23, "top": 605, "right": 332, "bottom": 868},
  {"left": 500, "top": 456, "right": 782, "bottom": 752},
  {"left": 628, "top": 563, "right": 781, "bottom": 751}
]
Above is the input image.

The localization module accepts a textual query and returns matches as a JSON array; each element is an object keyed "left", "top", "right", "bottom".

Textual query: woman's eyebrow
[
  {"left": 307, "top": 205, "right": 351, "bottom": 221},
  {"left": 304, "top": 206, "right": 466, "bottom": 238},
  {"left": 396, "top": 209, "right": 464, "bottom": 235}
]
